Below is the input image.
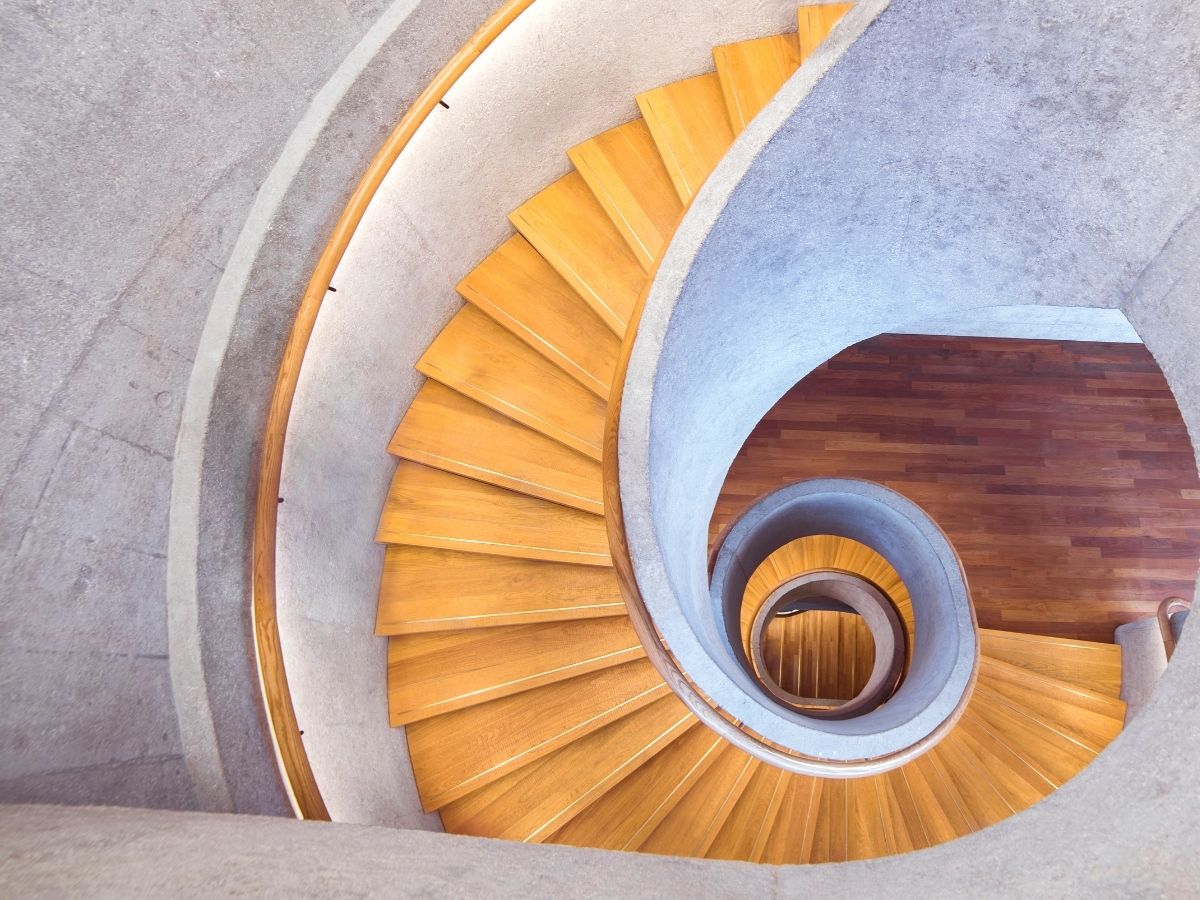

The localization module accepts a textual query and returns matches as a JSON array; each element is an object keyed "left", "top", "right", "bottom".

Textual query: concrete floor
[{"left": 0, "top": 0, "right": 395, "bottom": 811}]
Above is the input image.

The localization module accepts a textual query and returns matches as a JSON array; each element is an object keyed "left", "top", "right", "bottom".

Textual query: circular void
[
  {"left": 749, "top": 571, "right": 905, "bottom": 720},
  {"left": 666, "top": 478, "right": 980, "bottom": 771}
]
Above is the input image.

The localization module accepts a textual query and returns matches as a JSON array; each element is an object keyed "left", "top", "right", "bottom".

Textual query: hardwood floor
[{"left": 712, "top": 334, "right": 1200, "bottom": 642}]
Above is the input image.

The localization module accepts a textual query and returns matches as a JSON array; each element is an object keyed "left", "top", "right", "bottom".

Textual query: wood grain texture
[
  {"left": 758, "top": 774, "right": 823, "bottom": 864},
  {"left": 406, "top": 658, "right": 668, "bottom": 809},
  {"left": 639, "top": 745, "right": 758, "bottom": 857},
  {"left": 386, "top": 617, "right": 643, "bottom": 724},
  {"left": 377, "top": 460, "right": 611, "bottom": 566},
  {"left": 509, "top": 170, "right": 646, "bottom": 335},
  {"left": 440, "top": 694, "right": 693, "bottom": 841},
  {"left": 715, "top": 335, "right": 1200, "bottom": 642},
  {"left": 390, "top": 381, "right": 603, "bottom": 514},
  {"left": 705, "top": 763, "right": 788, "bottom": 861},
  {"left": 568, "top": 118, "right": 684, "bottom": 271},
  {"left": 417, "top": 304, "right": 607, "bottom": 460},
  {"left": 980, "top": 628, "right": 1123, "bottom": 697},
  {"left": 550, "top": 722, "right": 725, "bottom": 851},
  {"left": 713, "top": 33, "right": 802, "bottom": 133},
  {"left": 636, "top": 72, "right": 735, "bottom": 203},
  {"left": 458, "top": 235, "right": 620, "bottom": 398},
  {"left": 376, "top": 546, "right": 625, "bottom": 634},
  {"left": 797, "top": 2, "right": 854, "bottom": 59}
]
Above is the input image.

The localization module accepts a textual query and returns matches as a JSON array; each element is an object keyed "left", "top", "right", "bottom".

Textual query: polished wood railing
[
  {"left": 252, "top": 0, "right": 537, "bottom": 820},
  {"left": 1158, "top": 595, "right": 1192, "bottom": 661}
]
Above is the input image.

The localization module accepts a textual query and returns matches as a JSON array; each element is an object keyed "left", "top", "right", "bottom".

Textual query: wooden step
[
  {"left": 978, "top": 656, "right": 1125, "bottom": 752},
  {"left": 713, "top": 33, "right": 802, "bottom": 134},
  {"left": 757, "top": 774, "right": 823, "bottom": 864},
  {"left": 899, "top": 750, "right": 974, "bottom": 845},
  {"left": 639, "top": 745, "right": 757, "bottom": 857},
  {"left": 376, "top": 546, "right": 625, "bottom": 635},
  {"left": 386, "top": 617, "right": 644, "bottom": 724},
  {"left": 879, "top": 768, "right": 931, "bottom": 854},
  {"left": 636, "top": 72, "right": 735, "bottom": 203},
  {"left": 808, "top": 777, "right": 847, "bottom": 863},
  {"left": 390, "top": 381, "right": 603, "bottom": 514},
  {"left": 440, "top": 695, "right": 693, "bottom": 841},
  {"left": 797, "top": 3, "right": 854, "bottom": 60},
  {"left": 979, "top": 628, "right": 1122, "bottom": 698},
  {"left": 406, "top": 658, "right": 668, "bottom": 810},
  {"left": 509, "top": 170, "right": 645, "bottom": 336},
  {"left": 550, "top": 723, "right": 725, "bottom": 851},
  {"left": 955, "top": 710, "right": 1055, "bottom": 810},
  {"left": 706, "top": 764, "right": 788, "bottom": 862},
  {"left": 417, "top": 304, "right": 607, "bottom": 460},
  {"left": 567, "top": 118, "right": 684, "bottom": 271},
  {"left": 458, "top": 235, "right": 619, "bottom": 398},
  {"left": 847, "top": 776, "right": 890, "bottom": 860},
  {"left": 968, "top": 684, "right": 1095, "bottom": 785},
  {"left": 376, "top": 461, "right": 611, "bottom": 567},
  {"left": 933, "top": 735, "right": 1013, "bottom": 832}
]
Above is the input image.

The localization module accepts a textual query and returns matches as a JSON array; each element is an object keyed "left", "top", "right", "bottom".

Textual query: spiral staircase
[{"left": 373, "top": 3, "right": 1127, "bottom": 863}]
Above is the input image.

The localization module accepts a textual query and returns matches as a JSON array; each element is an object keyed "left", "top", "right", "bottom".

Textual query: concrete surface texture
[
  {"left": 276, "top": 0, "right": 816, "bottom": 829},
  {"left": 0, "top": 0, "right": 512, "bottom": 815},
  {"left": 1114, "top": 617, "right": 1168, "bottom": 722},
  {"left": 620, "top": 0, "right": 1200, "bottom": 884},
  {"left": 1, "top": 796, "right": 1197, "bottom": 898}
]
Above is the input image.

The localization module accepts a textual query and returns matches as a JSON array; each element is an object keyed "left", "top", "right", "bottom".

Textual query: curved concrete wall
[
  {"left": 276, "top": 0, "right": 818, "bottom": 826},
  {"left": 0, "top": 0, "right": 439, "bottom": 813},
  {"left": 621, "top": 0, "right": 1200, "bottom": 879}
]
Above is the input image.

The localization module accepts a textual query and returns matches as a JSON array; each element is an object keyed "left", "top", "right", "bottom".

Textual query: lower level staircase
[{"left": 372, "top": 4, "right": 1126, "bottom": 862}]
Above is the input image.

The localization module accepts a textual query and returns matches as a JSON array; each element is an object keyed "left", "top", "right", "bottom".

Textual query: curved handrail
[
  {"left": 251, "top": 0, "right": 537, "bottom": 820},
  {"left": 1158, "top": 595, "right": 1192, "bottom": 661}
]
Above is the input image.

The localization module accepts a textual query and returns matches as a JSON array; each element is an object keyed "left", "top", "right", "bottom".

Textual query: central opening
[{"left": 759, "top": 606, "right": 875, "bottom": 706}]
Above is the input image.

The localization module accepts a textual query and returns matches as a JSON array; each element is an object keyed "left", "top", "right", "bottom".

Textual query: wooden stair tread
[
  {"left": 387, "top": 617, "right": 644, "bottom": 725},
  {"left": 847, "top": 776, "right": 891, "bottom": 860},
  {"left": 879, "top": 768, "right": 931, "bottom": 854},
  {"left": 953, "top": 712, "right": 1053, "bottom": 812},
  {"left": 406, "top": 658, "right": 669, "bottom": 810},
  {"left": 417, "top": 304, "right": 607, "bottom": 460},
  {"left": 898, "top": 751, "right": 974, "bottom": 847},
  {"left": 376, "top": 460, "right": 611, "bottom": 567},
  {"left": 458, "top": 235, "right": 619, "bottom": 399},
  {"left": 758, "top": 774, "right": 823, "bottom": 864},
  {"left": 390, "top": 381, "right": 603, "bottom": 514},
  {"left": 376, "top": 546, "right": 625, "bottom": 635},
  {"left": 979, "top": 628, "right": 1123, "bottom": 698},
  {"left": 968, "top": 684, "right": 1096, "bottom": 784},
  {"left": 551, "top": 722, "right": 725, "bottom": 851},
  {"left": 509, "top": 170, "right": 645, "bottom": 336},
  {"left": 797, "top": 3, "right": 855, "bottom": 60},
  {"left": 978, "top": 656, "right": 1125, "bottom": 752},
  {"left": 808, "top": 778, "right": 848, "bottom": 863},
  {"left": 639, "top": 745, "right": 758, "bottom": 857},
  {"left": 933, "top": 736, "right": 1013, "bottom": 832},
  {"left": 713, "top": 33, "right": 802, "bottom": 134},
  {"left": 706, "top": 763, "right": 788, "bottom": 862},
  {"left": 636, "top": 72, "right": 735, "bottom": 203},
  {"left": 440, "top": 695, "right": 693, "bottom": 842},
  {"left": 568, "top": 118, "right": 683, "bottom": 271}
]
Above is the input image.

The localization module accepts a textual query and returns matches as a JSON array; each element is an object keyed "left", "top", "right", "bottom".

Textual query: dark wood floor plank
[{"left": 713, "top": 334, "right": 1200, "bottom": 642}]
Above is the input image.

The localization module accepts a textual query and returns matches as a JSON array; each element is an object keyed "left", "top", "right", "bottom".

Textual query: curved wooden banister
[
  {"left": 1158, "top": 595, "right": 1192, "bottom": 661},
  {"left": 252, "top": 0, "right": 537, "bottom": 820}
]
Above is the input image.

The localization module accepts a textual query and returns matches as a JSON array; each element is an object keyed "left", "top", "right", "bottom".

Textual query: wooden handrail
[
  {"left": 251, "top": 0, "right": 537, "bottom": 820},
  {"left": 1158, "top": 595, "right": 1192, "bottom": 661}
]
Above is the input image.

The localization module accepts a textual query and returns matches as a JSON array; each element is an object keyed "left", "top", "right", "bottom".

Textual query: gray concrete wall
[{"left": 0, "top": 0, "right": 506, "bottom": 814}]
